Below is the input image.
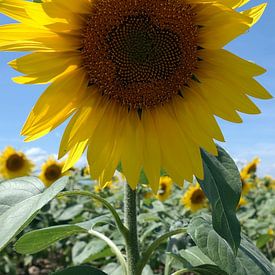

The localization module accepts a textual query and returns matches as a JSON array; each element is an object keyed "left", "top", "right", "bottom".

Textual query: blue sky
[{"left": 0, "top": 1, "right": 274, "bottom": 175}]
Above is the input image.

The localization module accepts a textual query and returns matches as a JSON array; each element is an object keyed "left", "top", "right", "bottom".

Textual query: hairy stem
[{"left": 124, "top": 184, "right": 140, "bottom": 275}]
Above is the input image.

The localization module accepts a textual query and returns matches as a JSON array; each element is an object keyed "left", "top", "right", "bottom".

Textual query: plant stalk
[{"left": 124, "top": 183, "right": 140, "bottom": 275}]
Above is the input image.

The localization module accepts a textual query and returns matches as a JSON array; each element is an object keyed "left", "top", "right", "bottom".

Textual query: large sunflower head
[
  {"left": 0, "top": 146, "right": 34, "bottom": 179},
  {"left": 181, "top": 183, "right": 207, "bottom": 212},
  {"left": 156, "top": 176, "right": 173, "bottom": 201},
  {"left": 40, "top": 157, "right": 64, "bottom": 187},
  {"left": 0, "top": 0, "right": 271, "bottom": 192}
]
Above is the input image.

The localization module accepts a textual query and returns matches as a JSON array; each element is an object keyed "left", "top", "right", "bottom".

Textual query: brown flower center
[
  {"left": 6, "top": 154, "right": 24, "bottom": 172},
  {"left": 81, "top": 0, "right": 198, "bottom": 110},
  {"left": 191, "top": 189, "right": 205, "bottom": 204},
  {"left": 45, "top": 164, "right": 62, "bottom": 181}
]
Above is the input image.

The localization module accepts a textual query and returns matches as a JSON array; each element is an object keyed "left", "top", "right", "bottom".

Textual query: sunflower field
[
  {"left": 0, "top": 0, "right": 275, "bottom": 274},
  {"left": 0, "top": 147, "right": 274, "bottom": 275}
]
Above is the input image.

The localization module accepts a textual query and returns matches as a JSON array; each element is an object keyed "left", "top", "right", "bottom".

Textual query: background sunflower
[
  {"left": 39, "top": 157, "right": 64, "bottom": 187},
  {"left": 181, "top": 183, "right": 207, "bottom": 212},
  {"left": 0, "top": 146, "right": 33, "bottom": 179}
]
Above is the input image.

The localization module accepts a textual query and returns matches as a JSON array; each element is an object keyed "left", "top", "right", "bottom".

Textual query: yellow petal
[
  {"left": 142, "top": 111, "right": 161, "bottom": 194},
  {"left": 62, "top": 140, "right": 88, "bottom": 172},
  {"left": 200, "top": 49, "right": 266, "bottom": 77},
  {"left": 173, "top": 97, "right": 218, "bottom": 156},
  {"left": 22, "top": 68, "right": 88, "bottom": 140},
  {"left": 10, "top": 52, "right": 80, "bottom": 84},
  {"left": 59, "top": 92, "right": 106, "bottom": 159},
  {"left": 222, "top": 0, "right": 250, "bottom": 8},
  {"left": 196, "top": 2, "right": 252, "bottom": 49},
  {"left": 120, "top": 113, "right": 143, "bottom": 190},
  {"left": 242, "top": 3, "right": 267, "bottom": 27}
]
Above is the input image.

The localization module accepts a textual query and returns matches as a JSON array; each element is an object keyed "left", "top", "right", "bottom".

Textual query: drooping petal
[{"left": 141, "top": 111, "right": 161, "bottom": 193}]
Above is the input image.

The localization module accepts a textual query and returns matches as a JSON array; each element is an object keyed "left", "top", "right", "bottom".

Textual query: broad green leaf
[
  {"left": 102, "top": 263, "right": 153, "bottom": 275},
  {"left": 56, "top": 204, "right": 84, "bottom": 221},
  {"left": 53, "top": 265, "right": 107, "bottom": 275},
  {"left": 198, "top": 146, "right": 241, "bottom": 254},
  {"left": 15, "top": 215, "right": 110, "bottom": 254},
  {"left": 72, "top": 239, "right": 109, "bottom": 265},
  {"left": 179, "top": 264, "right": 228, "bottom": 275},
  {"left": 102, "top": 263, "right": 123, "bottom": 275},
  {"left": 187, "top": 216, "right": 275, "bottom": 275},
  {"left": 179, "top": 246, "right": 215, "bottom": 267},
  {"left": 0, "top": 177, "right": 44, "bottom": 215},
  {"left": 15, "top": 225, "right": 86, "bottom": 254},
  {"left": 0, "top": 177, "right": 68, "bottom": 251}
]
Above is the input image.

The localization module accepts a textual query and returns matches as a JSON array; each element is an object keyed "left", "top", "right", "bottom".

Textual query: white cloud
[
  {"left": 25, "top": 147, "right": 49, "bottom": 167},
  {"left": 24, "top": 147, "right": 87, "bottom": 169}
]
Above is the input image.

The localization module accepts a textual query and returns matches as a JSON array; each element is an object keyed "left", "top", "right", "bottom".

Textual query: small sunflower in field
[
  {"left": 181, "top": 183, "right": 207, "bottom": 212},
  {"left": 262, "top": 176, "right": 275, "bottom": 189},
  {"left": 267, "top": 228, "right": 274, "bottom": 237},
  {"left": 237, "top": 196, "right": 247, "bottom": 208},
  {"left": 241, "top": 180, "right": 254, "bottom": 195},
  {"left": 0, "top": 146, "right": 34, "bottom": 179},
  {"left": 240, "top": 158, "right": 260, "bottom": 179},
  {"left": 94, "top": 180, "right": 113, "bottom": 193},
  {"left": 156, "top": 176, "right": 173, "bottom": 201},
  {"left": 40, "top": 158, "right": 64, "bottom": 187},
  {"left": 81, "top": 165, "right": 90, "bottom": 177},
  {"left": 0, "top": 0, "right": 271, "bottom": 192}
]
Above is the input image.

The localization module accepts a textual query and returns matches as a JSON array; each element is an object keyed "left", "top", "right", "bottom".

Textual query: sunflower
[
  {"left": 0, "top": 0, "right": 271, "bottom": 192},
  {"left": 181, "top": 183, "right": 206, "bottom": 212},
  {"left": 81, "top": 165, "right": 90, "bottom": 177},
  {"left": 0, "top": 146, "right": 34, "bottom": 179},
  {"left": 240, "top": 157, "right": 260, "bottom": 180},
  {"left": 40, "top": 157, "right": 64, "bottom": 187},
  {"left": 94, "top": 180, "right": 113, "bottom": 193},
  {"left": 156, "top": 176, "right": 173, "bottom": 201},
  {"left": 237, "top": 196, "right": 247, "bottom": 208},
  {"left": 267, "top": 228, "right": 274, "bottom": 237},
  {"left": 241, "top": 179, "right": 255, "bottom": 195}
]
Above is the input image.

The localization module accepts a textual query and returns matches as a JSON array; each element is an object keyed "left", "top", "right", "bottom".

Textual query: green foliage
[
  {"left": 53, "top": 265, "right": 107, "bottom": 275},
  {"left": 199, "top": 146, "right": 241, "bottom": 254},
  {"left": 0, "top": 177, "right": 68, "bottom": 251},
  {"left": 15, "top": 225, "right": 86, "bottom": 254},
  {"left": 0, "top": 149, "right": 274, "bottom": 274},
  {"left": 187, "top": 216, "right": 275, "bottom": 275},
  {"left": 176, "top": 264, "right": 228, "bottom": 275}
]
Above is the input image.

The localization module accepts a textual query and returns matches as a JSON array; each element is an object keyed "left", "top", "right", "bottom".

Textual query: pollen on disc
[{"left": 81, "top": 0, "right": 199, "bottom": 110}]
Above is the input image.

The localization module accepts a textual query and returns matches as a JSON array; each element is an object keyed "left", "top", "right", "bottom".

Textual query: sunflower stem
[{"left": 124, "top": 183, "right": 140, "bottom": 275}]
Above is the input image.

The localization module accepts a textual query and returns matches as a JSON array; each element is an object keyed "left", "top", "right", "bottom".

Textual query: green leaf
[
  {"left": 179, "top": 246, "right": 215, "bottom": 267},
  {"left": 0, "top": 177, "right": 68, "bottom": 251},
  {"left": 72, "top": 239, "right": 110, "bottom": 265},
  {"left": 178, "top": 264, "right": 228, "bottom": 275},
  {"left": 52, "top": 265, "right": 107, "bottom": 275},
  {"left": 198, "top": 146, "right": 241, "bottom": 254},
  {"left": 56, "top": 204, "right": 84, "bottom": 221},
  {"left": 15, "top": 225, "right": 85, "bottom": 254},
  {"left": 102, "top": 263, "right": 122, "bottom": 275},
  {"left": 187, "top": 216, "right": 275, "bottom": 275},
  {"left": 15, "top": 215, "right": 110, "bottom": 254},
  {"left": 0, "top": 177, "right": 44, "bottom": 215},
  {"left": 256, "top": 234, "right": 272, "bottom": 249}
]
